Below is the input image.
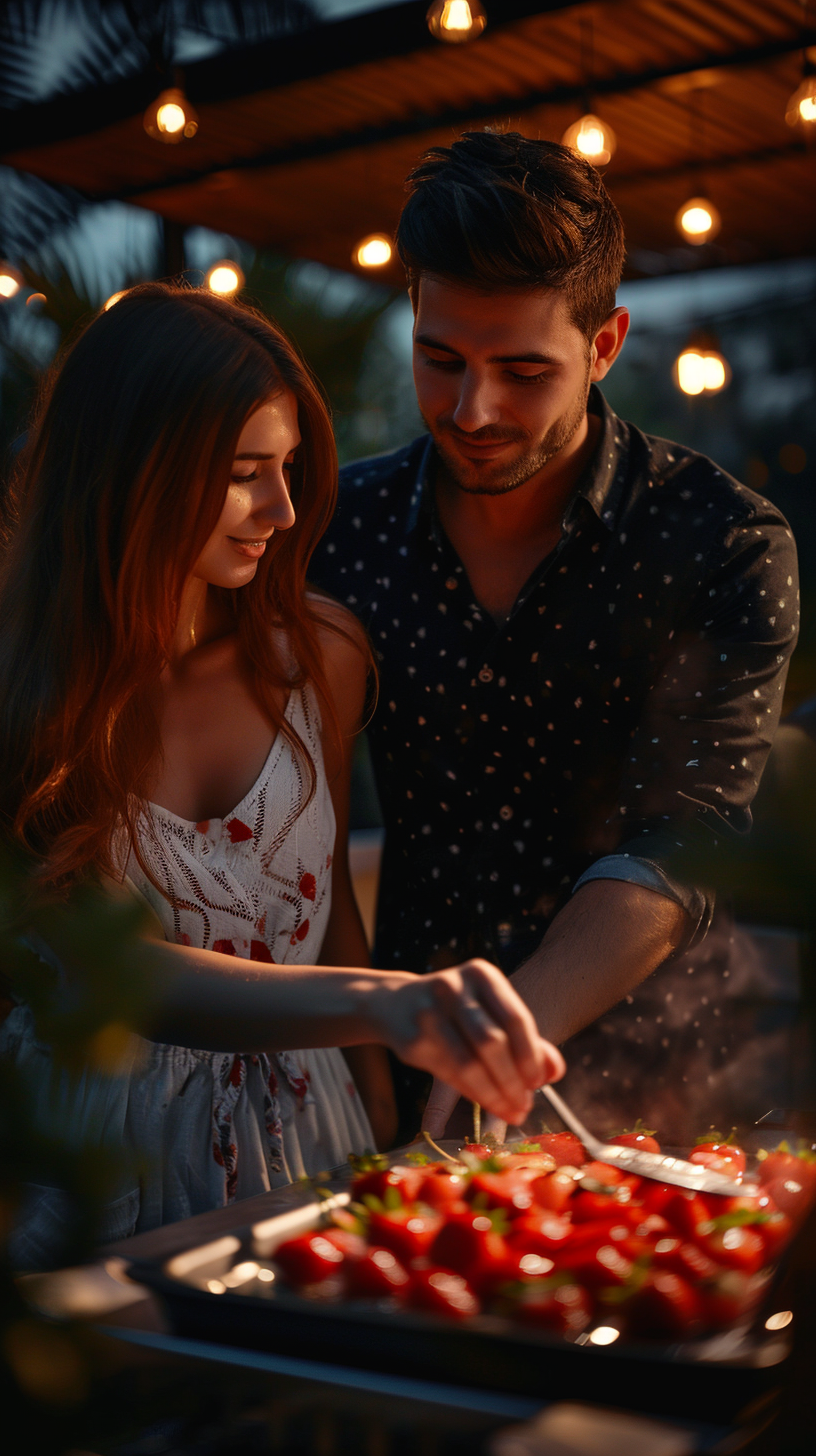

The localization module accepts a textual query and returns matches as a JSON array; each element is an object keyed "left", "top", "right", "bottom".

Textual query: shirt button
[
  {"left": 479, "top": 667, "right": 494, "bottom": 683},
  {"left": 445, "top": 576, "right": 458, "bottom": 590}
]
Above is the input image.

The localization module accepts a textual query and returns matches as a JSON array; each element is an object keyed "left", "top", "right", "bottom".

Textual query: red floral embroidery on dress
[
  {"left": 212, "top": 1054, "right": 246, "bottom": 1200},
  {"left": 286, "top": 1069, "right": 309, "bottom": 1103},
  {"left": 196, "top": 820, "right": 210, "bottom": 835},
  {"left": 346, "top": 1081, "right": 356, "bottom": 1099},
  {"left": 226, "top": 818, "right": 253, "bottom": 843},
  {"left": 299, "top": 871, "right": 317, "bottom": 901},
  {"left": 213, "top": 938, "right": 236, "bottom": 955},
  {"left": 178, "top": 932, "right": 191, "bottom": 946},
  {"left": 250, "top": 940, "right": 275, "bottom": 962},
  {"left": 290, "top": 918, "right": 310, "bottom": 945}
]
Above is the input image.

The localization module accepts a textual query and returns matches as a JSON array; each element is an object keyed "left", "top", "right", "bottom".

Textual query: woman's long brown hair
[{"left": 0, "top": 282, "right": 355, "bottom": 891}]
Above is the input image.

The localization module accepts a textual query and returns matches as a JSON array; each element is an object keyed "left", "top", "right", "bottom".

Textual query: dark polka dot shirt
[{"left": 310, "top": 388, "right": 799, "bottom": 976}]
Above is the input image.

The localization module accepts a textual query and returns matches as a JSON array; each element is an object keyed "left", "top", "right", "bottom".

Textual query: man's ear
[{"left": 590, "top": 306, "right": 629, "bottom": 382}]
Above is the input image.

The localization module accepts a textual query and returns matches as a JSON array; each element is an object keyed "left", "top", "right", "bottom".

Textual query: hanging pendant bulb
[
  {"left": 561, "top": 113, "right": 616, "bottom": 166},
  {"left": 144, "top": 87, "right": 199, "bottom": 144},
  {"left": 353, "top": 234, "right": 393, "bottom": 269},
  {"left": 674, "top": 332, "right": 730, "bottom": 396},
  {"left": 205, "top": 261, "right": 244, "bottom": 295},
  {"left": 675, "top": 196, "right": 721, "bottom": 245},
  {"left": 786, "top": 72, "right": 816, "bottom": 128},
  {"left": 426, "top": 1, "right": 487, "bottom": 44},
  {"left": 0, "top": 263, "right": 23, "bottom": 300}
]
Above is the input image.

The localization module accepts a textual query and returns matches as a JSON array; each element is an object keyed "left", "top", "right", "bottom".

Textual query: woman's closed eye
[{"left": 230, "top": 453, "right": 297, "bottom": 484}]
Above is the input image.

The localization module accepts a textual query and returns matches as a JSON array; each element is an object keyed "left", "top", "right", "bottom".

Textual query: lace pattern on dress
[{"left": 126, "top": 684, "right": 333, "bottom": 1195}]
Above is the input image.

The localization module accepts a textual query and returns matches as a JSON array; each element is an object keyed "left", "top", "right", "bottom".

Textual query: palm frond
[
  {"left": 0, "top": 1, "right": 319, "bottom": 107},
  {"left": 0, "top": 167, "right": 83, "bottom": 258}
]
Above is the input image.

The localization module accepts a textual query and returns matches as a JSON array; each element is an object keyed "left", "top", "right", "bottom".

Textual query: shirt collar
[{"left": 407, "top": 386, "right": 631, "bottom": 539}]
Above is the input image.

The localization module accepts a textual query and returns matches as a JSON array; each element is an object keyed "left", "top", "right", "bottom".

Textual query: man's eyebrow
[{"left": 414, "top": 333, "right": 560, "bottom": 365}]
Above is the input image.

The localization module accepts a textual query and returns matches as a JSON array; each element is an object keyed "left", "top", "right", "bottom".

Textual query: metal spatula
[{"left": 540, "top": 1083, "right": 752, "bottom": 1198}]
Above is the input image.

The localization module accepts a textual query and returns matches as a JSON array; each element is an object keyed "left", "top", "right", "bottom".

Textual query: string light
[
  {"left": 561, "top": 114, "right": 616, "bottom": 166},
  {"left": 426, "top": 1, "right": 487, "bottom": 43},
  {"left": 144, "top": 87, "right": 199, "bottom": 144},
  {"left": 353, "top": 234, "right": 393, "bottom": 269},
  {"left": 676, "top": 196, "right": 721, "bottom": 245},
  {"left": 674, "top": 333, "right": 730, "bottom": 396},
  {"left": 786, "top": 72, "right": 816, "bottom": 128},
  {"left": 205, "top": 261, "right": 244, "bottom": 295},
  {"left": 562, "top": 19, "right": 615, "bottom": 166},
  {"left": 0, "top": 263, "right": 23, "bottom": 300}
]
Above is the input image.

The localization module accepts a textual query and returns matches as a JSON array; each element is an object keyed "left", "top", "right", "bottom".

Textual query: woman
[{"left": 0, "top": 283, "right": 562, "bottom": 1253}]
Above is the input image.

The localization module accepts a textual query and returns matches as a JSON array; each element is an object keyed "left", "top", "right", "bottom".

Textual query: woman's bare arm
[{"left": 122, "top": 939, "right": 564, "bottom": 1129}]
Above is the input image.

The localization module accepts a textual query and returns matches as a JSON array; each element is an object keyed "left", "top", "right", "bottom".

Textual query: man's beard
[{"left": 426, "top": 370, "right": 591, "bottom": 498}]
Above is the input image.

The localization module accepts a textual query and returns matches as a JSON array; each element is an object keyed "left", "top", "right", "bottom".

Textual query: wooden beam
[
  {"left": 0, "top": 0, "right": 600, "bottom": 155},
  {"left": 101, "top": 32, "right": 814, "bottom": 206}
]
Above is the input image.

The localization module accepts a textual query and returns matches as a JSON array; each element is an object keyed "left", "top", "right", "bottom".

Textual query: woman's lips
[{"left": 229, "top": 536, "right": 269, "bottom": 560}]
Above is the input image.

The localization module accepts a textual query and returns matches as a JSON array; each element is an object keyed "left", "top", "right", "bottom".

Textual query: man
[{"left": 311, "top": 131, "right": 799, "bottom": 1140}]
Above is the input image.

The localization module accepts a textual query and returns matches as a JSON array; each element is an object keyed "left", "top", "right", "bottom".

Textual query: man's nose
[{"left": 451, "top": 369, "right": 501, "bottom": 433}]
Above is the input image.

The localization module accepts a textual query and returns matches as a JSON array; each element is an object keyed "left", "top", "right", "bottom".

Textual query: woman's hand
[{"left": 371, "top": 958, "right": 564, "bottom": 1130}]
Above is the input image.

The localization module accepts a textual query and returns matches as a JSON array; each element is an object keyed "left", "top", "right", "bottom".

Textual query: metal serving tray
[{"left": 127, "top": 1153, "right": 795, "bottom": 1426}]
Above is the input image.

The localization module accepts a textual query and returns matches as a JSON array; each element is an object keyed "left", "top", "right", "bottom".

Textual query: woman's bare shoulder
[{"left": 306, "top": 591, "right": 369, "bottom": 661}]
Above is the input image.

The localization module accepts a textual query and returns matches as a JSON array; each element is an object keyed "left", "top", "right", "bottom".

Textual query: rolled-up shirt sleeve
[{"left": 587, "top": 501, "right": 799, "bottom": 938}]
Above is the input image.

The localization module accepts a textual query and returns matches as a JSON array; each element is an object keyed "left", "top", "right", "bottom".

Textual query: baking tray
[{"left": 127, "top": 1159, "right": 795, "bottom": 1426}]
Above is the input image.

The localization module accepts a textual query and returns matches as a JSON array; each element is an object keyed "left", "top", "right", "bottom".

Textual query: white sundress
[{"left": 2, "top": 684, "right": 373, "bottom": 1265}]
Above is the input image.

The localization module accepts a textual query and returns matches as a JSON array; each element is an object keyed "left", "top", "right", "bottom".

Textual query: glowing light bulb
[
  {"left": 0, "top": 264, "right": 23, "bottom": 300},
  {"left": 157, "top": 102, "right": 185, "bottom": 135},
  {"left": 206, "top": 262, "right": 244, "bottom": 295},
  {"left": 561, "top": 114, "right": 616, "bottom": 167},
  {"left": 353, "top": 234, "right": 393, "bottom": 269},
  {"left": 786, "top": 74, "right": 816, "bottom": 127},
  {"left": 676, "top": 195, "right": 721, "bottom": 245},
  {"left": 426, "top": 0, "right": 487, "bottom": 43},
  {"left": 675, "top": 344, "right": 730, "bottom": 396},
  {"left": 702, "top": 354, "right": 726, "bottom": 391},
  {"left": 144, "top": 88, "right": 199, "bottom": 144},
  {"left": 588, "top": 1325, "right": 620, "bottom": 1345}
]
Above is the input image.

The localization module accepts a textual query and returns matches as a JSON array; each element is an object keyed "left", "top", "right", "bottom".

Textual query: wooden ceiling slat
[{"left": 2, "top": 1, "right": 813, "bottom": 282}]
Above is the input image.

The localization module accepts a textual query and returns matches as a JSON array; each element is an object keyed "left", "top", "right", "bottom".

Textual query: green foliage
[{"left": 0, "top": 847, "right": 158, "bottom": 1435}]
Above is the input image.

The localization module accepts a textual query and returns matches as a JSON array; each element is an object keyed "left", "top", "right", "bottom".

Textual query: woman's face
[{"left": 192, "top": 391, "right": 300, "bottom": 590}]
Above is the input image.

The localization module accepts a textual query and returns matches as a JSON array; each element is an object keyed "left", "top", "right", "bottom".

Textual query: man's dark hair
[{"left": 396, "top": 130, "right": 626, "bottom": 339}]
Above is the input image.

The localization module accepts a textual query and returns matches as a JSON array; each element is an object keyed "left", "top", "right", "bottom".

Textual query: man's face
[{"left": 413, "top": 278, "right": 597, "bottom": 497}]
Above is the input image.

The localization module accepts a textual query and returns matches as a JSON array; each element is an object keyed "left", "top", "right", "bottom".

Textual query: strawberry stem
[{"left": 422, "top": 1130, "right": 462, "bottom": 1164}]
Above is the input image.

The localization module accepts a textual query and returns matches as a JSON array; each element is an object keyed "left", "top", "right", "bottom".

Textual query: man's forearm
[{"left": 510, "top": 877, "right": 690, "bottom": 1045}]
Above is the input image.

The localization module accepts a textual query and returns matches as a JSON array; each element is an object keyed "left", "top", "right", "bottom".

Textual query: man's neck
[{"left": 433, "top": 410, "right": 601, "bottom": 622}]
